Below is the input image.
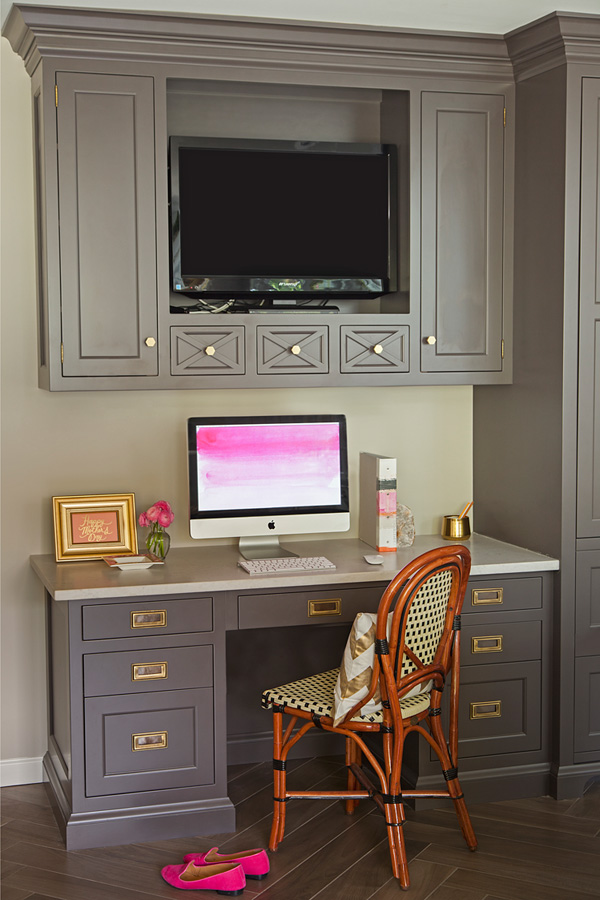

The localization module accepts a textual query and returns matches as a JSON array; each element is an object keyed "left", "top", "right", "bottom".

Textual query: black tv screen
[{"left": 169, "top": 137, "right": 397, "bottom": 302}]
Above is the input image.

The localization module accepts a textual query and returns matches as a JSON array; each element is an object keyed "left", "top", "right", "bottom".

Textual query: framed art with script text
[{"left": 52, "top": 494, "right": 138, "bottom": 561}]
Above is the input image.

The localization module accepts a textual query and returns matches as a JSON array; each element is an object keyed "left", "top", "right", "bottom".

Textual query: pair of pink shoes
[{"left": 161, "top": 846, "right": 270, "bottom": 895}]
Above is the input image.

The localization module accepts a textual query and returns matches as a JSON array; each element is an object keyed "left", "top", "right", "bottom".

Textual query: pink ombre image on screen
[{"left": 195, "top": 422, "right": 341, "bottom": 511}]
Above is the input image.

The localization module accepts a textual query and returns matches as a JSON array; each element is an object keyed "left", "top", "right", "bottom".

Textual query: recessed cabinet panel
[
  {"left": 57, "top": 73, "right": 158, "bottom": 377},
  {"left": 257, "top": 326, "right": 328, "bottom": 374},
  {"left": 453, "top": 661, "right": 541, "bottom": 757},
  {"left": 577, "top": 79, "right": 600, "bottom": 538},
  {"left": 421, "top": 92, "right": 504, "bottom": 373},
  {"left": 340, "top": 325, "right": 409, "bottom": 373},
  {"left": 171, "top": 326, "right": 245, "bottom": 375},
  {"left": 574, "top": 656, "right": 600, "bottom": 755},
  {"left": 84, "top": 688, "right": 215, "bottom": 796},
  {"left": 575, "top": 549, "right": 600, "bottom": 656}
]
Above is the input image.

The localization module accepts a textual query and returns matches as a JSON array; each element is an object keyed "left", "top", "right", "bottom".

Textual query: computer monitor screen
[{"left": 187, "top": 414, "right": 349, "bottom": 558}]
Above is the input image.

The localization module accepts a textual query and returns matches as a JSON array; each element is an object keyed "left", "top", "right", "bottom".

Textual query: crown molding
[
  {"left": 2, "top": 4, "right": 513, "bottom": 82},
  {"left": 506, "top": 12, "right": 600, "bottom": 81}
]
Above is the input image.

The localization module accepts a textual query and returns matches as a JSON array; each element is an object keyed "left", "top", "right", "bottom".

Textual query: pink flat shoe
[
  {"left": 161, "top": 860, "right": 246, "bottom": 895},
  {"left": 182, "top": 846, "right": 270, "bottom": 881}
]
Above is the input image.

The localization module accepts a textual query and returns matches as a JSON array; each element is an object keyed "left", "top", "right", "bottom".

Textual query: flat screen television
[
  {"left": 187, "top": 414, "right": 349, "bottom": 558},
  {"left": 170, "top": 137, "right": 397, "bottom": 306}
]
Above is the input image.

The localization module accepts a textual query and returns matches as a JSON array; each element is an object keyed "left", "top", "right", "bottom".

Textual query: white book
[{"left": 358, "top": 452, "right": 398, "bottom": 551}]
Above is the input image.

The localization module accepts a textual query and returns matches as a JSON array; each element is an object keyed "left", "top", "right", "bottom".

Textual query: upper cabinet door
[
  {"left": 421, "top": 92, "right": 505, "bottom": 373},
  {"left": 577, "top": 78, "right": 600, "bottom": 539},
  {"left": 56, "top": 73, "right": 158, "bottom": 377}
]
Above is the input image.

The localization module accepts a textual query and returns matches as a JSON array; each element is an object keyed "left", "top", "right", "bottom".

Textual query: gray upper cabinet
[
  {"left": 4, "top": 5, "right": 516, "bottom": 391},
  {"left": 577, "top": 78, "right": 600, "bottom": 538},
  {"left": 56, "top": 73, "right": 158, "bottom": 378},
  {"left": 421, "top": 92, "right": 505, "bottom": 373}
]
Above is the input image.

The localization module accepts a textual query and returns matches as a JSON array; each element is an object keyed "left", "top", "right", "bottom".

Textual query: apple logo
[{"left": 268, "top": 520, "right": 276, "bottom": 530}]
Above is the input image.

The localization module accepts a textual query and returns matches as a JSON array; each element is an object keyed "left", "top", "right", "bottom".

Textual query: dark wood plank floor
[{"left": 2, "top": 759, "right": 600, "bottom": 900}]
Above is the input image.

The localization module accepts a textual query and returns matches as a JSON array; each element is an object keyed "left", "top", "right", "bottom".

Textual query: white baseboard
[{"left": 1, "top": 756, "right": 44, "bottom": 787}]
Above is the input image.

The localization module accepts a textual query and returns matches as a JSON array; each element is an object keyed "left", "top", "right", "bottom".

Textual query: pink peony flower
[
  {"left": 145, "top": 505, "right": 160, "bottom": 522},
  {"left": 139, "top": 501, "right": 174, "bottom": 530}
]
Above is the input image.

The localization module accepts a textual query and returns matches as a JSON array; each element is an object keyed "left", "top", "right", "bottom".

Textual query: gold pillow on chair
[{"left": 333, "top": 611, "right": 432, "bottom": 727}]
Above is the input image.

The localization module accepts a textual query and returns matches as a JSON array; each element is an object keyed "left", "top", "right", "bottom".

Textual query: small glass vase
[{"left": 146, "top": 524, "right": 171, "bottom": 560}]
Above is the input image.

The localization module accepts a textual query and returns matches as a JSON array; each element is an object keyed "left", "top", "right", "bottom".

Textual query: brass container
[{"left": 441, "top": 515, "right": 471, "bottom": 540}]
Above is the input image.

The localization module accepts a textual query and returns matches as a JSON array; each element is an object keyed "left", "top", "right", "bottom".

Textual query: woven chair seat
[{"left": 262, "top": 667, "right": 432, "bottom": 723}]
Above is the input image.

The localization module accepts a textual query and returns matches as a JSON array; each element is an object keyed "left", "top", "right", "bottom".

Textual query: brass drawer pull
[
  {"left": 372, "top": 344, "right": 383, "bottom": 355},
  {"left": 471, "top": 588, "right": 503, "bottom": 606},
  {"left": 470, "top": 700, "right": 502, "bottom": 719},
  {"left": 308, "top": 598, "right": 342, "bottom": 617},
  {"left": 131, "top": 610, "right": 167, "bottom": 629},
  {"left": 472, "top": 635, "right": 503, "bottom": 654},
  {"left": 132, "top": 731, "right": 168, "bottom": 751},
  {"left": 132, "top": 662, "right": 168, "bottom": 681},
  {"left": 290, "top": 345, "right": 302, "bottom": 355}
]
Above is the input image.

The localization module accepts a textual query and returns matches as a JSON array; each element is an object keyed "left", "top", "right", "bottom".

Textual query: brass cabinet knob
[
  {"left": 291, "top": 345, "right": 302, "bottom": 355},
  {"left": 144, "top": 337, "right": 156, "bottom": 348},
  {"left": 205, "top": 345, "right": 216, "bottom": 356},
  {"left": 425, "top": 335, "right": 437, "bottom": 345},
  {"left": 372, "top": 344, "right": 383, "bottom": 355}
]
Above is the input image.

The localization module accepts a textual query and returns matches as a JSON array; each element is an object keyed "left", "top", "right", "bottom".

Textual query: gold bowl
[{"left": 441, "top": 515, "right": 471, "bottom": 540}]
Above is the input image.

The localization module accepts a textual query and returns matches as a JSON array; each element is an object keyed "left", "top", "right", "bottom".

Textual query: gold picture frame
[{"left": 52, "top": 493, "right": 138, "bottom": 561}]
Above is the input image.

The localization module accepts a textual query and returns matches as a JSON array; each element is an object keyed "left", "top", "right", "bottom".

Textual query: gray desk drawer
[
  {"left": 455, "top": 660, "right": 541, "bottom": 757},
  {"left": 83, "top": 644, "right": 213, "bottom": 697},
  {"left": 466, "top": 577, "right": 542, "bottom": 613},
  {"left": 84, "top": 688, "right": 214, "bottom": 796},
  {"left": 461, "top": 620, "right": 541, "bottom": 666},
  {"left": 237, "top": 585, "right": 383, "bottom": 629},
  {"left": 82, "top": 596, "right": 213, "bottom": 640}
]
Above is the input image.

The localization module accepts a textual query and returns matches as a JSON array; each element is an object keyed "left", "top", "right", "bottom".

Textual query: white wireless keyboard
[{"left": 238, "top": 556, "right": 336, "bottom": 575}]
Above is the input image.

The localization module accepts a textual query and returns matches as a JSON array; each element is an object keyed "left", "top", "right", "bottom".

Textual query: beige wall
[{"left": 0, "top": 38, "right": 472, "bottom": 779}]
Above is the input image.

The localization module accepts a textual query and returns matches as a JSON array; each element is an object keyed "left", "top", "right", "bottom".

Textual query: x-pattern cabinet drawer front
[
  {"left": 340, "top": 325, "right": 409, "bottom": 373},
  {"left": 171, "top": 326, "right": 245, "bottom": 374},
  {"left": 256, "top": 326, "right": 329, "bottom": 374}
]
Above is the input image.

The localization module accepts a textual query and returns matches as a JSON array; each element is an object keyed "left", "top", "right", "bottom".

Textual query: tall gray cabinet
[{"left": 474, "top": 15, "right": 600, "bottom": 797}]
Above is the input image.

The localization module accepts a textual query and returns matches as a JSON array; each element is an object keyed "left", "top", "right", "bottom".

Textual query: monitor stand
[{"left": 238, "top": 536, "right": 298, "bottom": 560}]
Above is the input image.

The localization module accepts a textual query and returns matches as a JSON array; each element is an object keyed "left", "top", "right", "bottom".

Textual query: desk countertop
[{"left": 30, "top": 534, "right": 559, "bottom": 602}]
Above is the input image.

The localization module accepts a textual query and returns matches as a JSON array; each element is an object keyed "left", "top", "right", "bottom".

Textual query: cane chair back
[{"left": 262, "top": 545, "right": 477, "bottom": 890}]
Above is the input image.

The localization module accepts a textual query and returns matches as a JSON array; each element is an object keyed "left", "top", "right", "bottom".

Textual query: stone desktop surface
[{"left": 30, "top": 533, "right": 559, "bottom": 602}]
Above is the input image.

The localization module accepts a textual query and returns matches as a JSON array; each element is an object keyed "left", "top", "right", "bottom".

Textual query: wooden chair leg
[
  {"left": 269, "top": 709, "right": 286, "bottom": 851},
  {"left": 345, "top": 737, "right": 361, "bottom": 813},
  {"left": 428, "top": 709, "right": 477, "bottom": 851}
]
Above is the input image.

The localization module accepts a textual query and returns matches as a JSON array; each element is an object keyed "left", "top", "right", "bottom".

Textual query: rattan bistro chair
[{"left": 261, "top": 546, "right": 477, "bottom": 890}]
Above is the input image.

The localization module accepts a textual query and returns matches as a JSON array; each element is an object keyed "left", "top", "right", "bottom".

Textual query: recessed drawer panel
[
  {"left": 171, "top": 326, "right": 245, "bottom": 375},
  {"left": 257, "top": 325, "right": 329, "bottom": 374},
  {"left": 340, "top": 325, "right": 409, "bottom": 373},
  {"left": 83, "top": 644, "right": 213, "bottom": 697},
  {"left": 82, "top": 596, "right": 213, "bottom": 640},
  {"left": 84, "top": 688, "right": 214, "bottom": 796},
  {"left": 466, "top": 576, "right": 542, "bottom": 613},
  {"left": 238, "top": 585, "right": 382, "bottom": 629},
  {"left": 461, "top": 620, "right": 541, "bottom": 666},
  {"left": 455, "top": 661, "right": 541, "bottom": 757}
]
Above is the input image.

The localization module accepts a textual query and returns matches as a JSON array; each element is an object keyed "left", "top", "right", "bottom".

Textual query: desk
[{"left": 31, "top": 535, "right": 558, "bottom": 850}]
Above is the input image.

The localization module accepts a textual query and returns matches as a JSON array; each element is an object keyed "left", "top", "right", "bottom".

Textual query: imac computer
[{"left": 187, "top": 414, "right": 350, "bottom": 559}]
